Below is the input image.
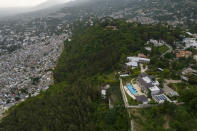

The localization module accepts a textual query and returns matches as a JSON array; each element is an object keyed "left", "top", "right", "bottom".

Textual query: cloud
[
  {"left": 0, "top": 0, "right": 47, "bottom": 8},
  {"left": 0, "top": 0, "right": 76, "bottom": 8}
]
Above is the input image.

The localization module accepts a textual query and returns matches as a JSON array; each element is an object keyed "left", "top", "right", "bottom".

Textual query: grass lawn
[{"left": 158, "top": 45, "right": 169, "bottom": 54}]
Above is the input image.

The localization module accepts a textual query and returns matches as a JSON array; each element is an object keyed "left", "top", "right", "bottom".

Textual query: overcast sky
[{"left": 0, "top": 0, "right": 73, "bottom": 8}]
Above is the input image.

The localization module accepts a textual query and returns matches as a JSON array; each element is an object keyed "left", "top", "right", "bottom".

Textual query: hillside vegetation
[{"left": 1, "top": 19, "right": 196, "bottom": 130}]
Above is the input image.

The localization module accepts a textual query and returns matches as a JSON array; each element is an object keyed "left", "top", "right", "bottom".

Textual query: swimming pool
[{"left": 127, "top": 84, "right": 137, "bottom": 95}]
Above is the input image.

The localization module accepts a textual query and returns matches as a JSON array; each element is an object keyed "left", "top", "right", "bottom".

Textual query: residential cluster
[
  {"left": 126, "top": 56, "right": 150, "bottom": 69},
  {"left": 0, "top": 17, "right": 72, "bottom": 116},
  {"left": 121, "top": 48, "right": 181, "bottom": 105},
  {"left": 136, "top": 73, "right": 171, "bottom": 104},
  {"left": 0, "top": 34, "right": 68, "bottom": 110},
  {"left": 146, "top": 39, "right": 165, "bottom": 47},
  {"left": 119, "top": 32, "right": 197, "bottom": 106}
]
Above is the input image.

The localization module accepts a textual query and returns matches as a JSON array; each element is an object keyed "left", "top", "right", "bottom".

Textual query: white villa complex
[
  {"left": 136, "top": 73, "right": 171, "bottom": 103},
  {"left": 126, "top": 57, "right": 150, "bottom": 68}
]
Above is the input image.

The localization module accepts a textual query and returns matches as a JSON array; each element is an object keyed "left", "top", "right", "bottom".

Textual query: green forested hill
[
  {"left": 54, "top": 19, "right": 184, "bottom": 83},
  {"left": 0, "top": 19, "right": 190, "bottom": 130}
]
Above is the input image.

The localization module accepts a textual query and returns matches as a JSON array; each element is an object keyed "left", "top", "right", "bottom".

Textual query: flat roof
[
  {"left": 120, "top": 74, "right": 129, "bottom": 77},
  {"left": 149, "top": 86, "right": 160, "bottom": 92},
  {"left": 153, "top": 94, "right": 170, "bottom": 102},
  {"left": 101, "top": 90, "right": 106, "bottom": 95},
  {"left": 138, "top": 58, "right": 150, "bottom": 62},
  {"left": 127, "top": 57, "right": 150, "bottom": 62},
  {"left": 126, "top": 61, "right": 138, "bottom": 67},
  {"left": 136, "top": 95, "right": 148, "bottom": 102},
  {"left": 142, "top": 76, "right": 152, "bottom": 83}
]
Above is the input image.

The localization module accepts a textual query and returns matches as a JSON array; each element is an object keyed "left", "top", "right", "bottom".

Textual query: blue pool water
[{"left": 127, "top": 84, "right": 137, "bottom": 95}]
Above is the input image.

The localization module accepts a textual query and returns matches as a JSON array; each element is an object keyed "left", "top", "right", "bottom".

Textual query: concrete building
[
  {"left": 126, "top": 61, "right": 138, "bottom": 68},
  {"left": 101, "top": 90, "right": 107, "bottom": 99},
  {"left": 149, "top": 86, "right": 161, "bottom": 95},
  {"left": 136, "top": 95, "right": 148, "bottom": 104},
  {"left": 136, "top": 73, "right": 161, "bottom": 95},
  {"left": 126, "top": 56, "right": 150, "bottom": 68},
  {"left": 145, "top": 47, "right": 152, "bottom": 51},
  {"left": 147, "top": 39, "right": 164, "bottom": 47},
  {"left": 183, "top": 38, "right": 197, "bottom": 49},
  {"left": 176, "top": 50, "right": 192, "bottom": 58},
  {"left": 193, "top": 55, "right": 197, "bottom": 62}
]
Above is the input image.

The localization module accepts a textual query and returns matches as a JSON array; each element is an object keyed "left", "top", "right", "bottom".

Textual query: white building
[
  {"left": 120, "top": 74, "right": 129, "bottom": 77},
  {"left": 126, "top": 57, "right": 150, "bottom": 68},
  {"left": 126, "top": 61, "right": 138, "bottom": 68},
  {"left": 147, "top": 39, "right": 164, "bottom": 47},
  {"left": 186, "top": 32, "right": 193, "bottom": 36},
  {"left": 136, "top": 73, "right": 161, "bottom": 95},
  {"left": 145, "top": 47, "right": 152, "bottom": 51},
  {"left": 183, "top": 38, "right": 197, "bottom": 49},
  {"left": 149, "top": 86, "right": 160, "bottom": 95},
  {"left": 193, "top": 55, "right": 197, "bottom": 62},
  {"left": 101, "top": 90, "right": 107, "bottom": 99}
]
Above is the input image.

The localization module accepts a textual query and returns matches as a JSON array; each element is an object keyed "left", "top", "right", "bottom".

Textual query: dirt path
[
  {"left": 165, "top": 79, "right": 182, "bottom": 84},
  {"left": 164, "top": 79, "right": 182, "bottom": 89}
]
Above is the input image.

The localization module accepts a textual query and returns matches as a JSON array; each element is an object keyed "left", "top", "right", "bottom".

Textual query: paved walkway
[
  {"left": 119, "top": 78, "right": 129, "bottom": 108},
  {"left": 131, "top": 119, "right": 135, "bottom": 131},
  {"left": 109, "top": 99, "right": 113, "bottom": 109},
  {"left": 161, "top": 43, "right": 172, "bottom": 58},
  {"left": 140, "top": 64, "right": 148, "bottom": 73},
  {"left": 165, "top": 79, "right": 182, "bottom": 84},
  {"left": 131, "top": 80, "right": 144, "bottom": 96},
  {"left": 124, "top": 85, "right": 136, "bottom": 100}
]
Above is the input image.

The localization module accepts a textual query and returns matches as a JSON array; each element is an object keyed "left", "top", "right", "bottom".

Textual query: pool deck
[
  {"left": 131, "top": 80, "right": 144, "bottom": 96},
  {"left": 124, "top": 86, "right": 136, "bottom": 100},
  {"left": 122, "top": 79, "right": 147, "bottom": 101},
  {"left": 127, "top": 85, "right": 137, "bottom": 95}
]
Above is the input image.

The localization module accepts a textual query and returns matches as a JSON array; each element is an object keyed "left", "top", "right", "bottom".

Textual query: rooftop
[
  {"left": 149, "top": 86, "right": 160, "bottom": 92},
  {"left": 142, "top": 76, "right": 152, "bottom": 83},
  {"left": 176, "top": 50, "right": 192, "bottom": 58},
  {"left": 126, "top": 61, "right": 138, "bottom": 67},
  {"left": 136, "top": 95, "right": 148, "bottom": 103},
  {"left": 152, "top": 94, "right": 171, "bottom": 103}
]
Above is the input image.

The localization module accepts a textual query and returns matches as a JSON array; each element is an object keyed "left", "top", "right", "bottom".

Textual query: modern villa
[
  {"left": 136, "top": 73, "right": 160, "bottom": 95},
  {"left": 136, "top": 73, "right": 170, "bottom": 103}
]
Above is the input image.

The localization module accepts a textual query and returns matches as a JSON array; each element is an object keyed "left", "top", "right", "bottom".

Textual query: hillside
[
  {"left": 0, "top": 19, "right": 197, "bottom": 130},
  {"left": 2, "top": 0, "right": 197, "bottom": 26},
  {"left": 56, "top": 0, "right": 197, "bottom": 25}
]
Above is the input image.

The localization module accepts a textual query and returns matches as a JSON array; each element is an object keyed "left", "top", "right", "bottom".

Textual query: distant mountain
[
  {"left": 1, "top": 0, "right": 197, "bottom": 25},
  {"left": 0, "top": 0, "right": 74, "bottom": 19},
  {"left": 34, "top": 0, "right": 65, "bottom": 10},
  {"left": 0, "top": 8, "right": 31, "bottom": 18}
]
